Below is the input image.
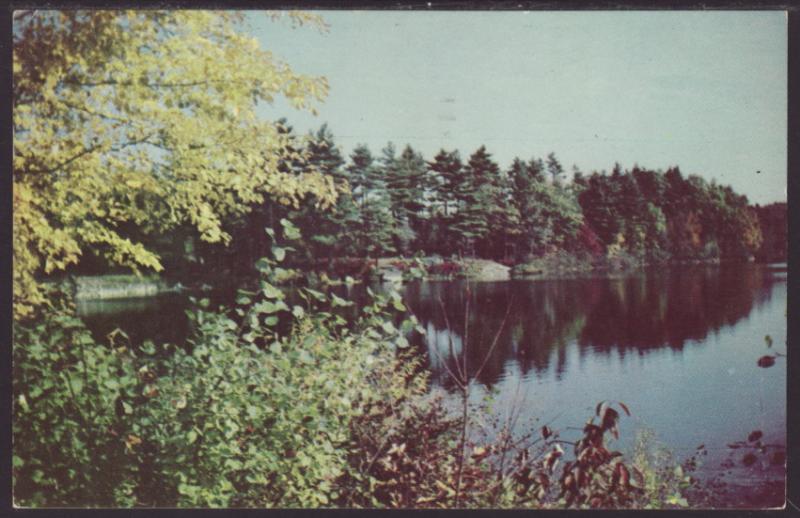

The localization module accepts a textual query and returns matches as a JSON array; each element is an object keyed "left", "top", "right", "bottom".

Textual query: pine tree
[
  {"left": 291, "top": 124, "right": 359, "bottom": 258},
  {"left": 428, "top": 149, "right": 464, "bottom": 218},
  {"left": 547, "top": 152, "right": 565, "bottom": 186},
  {"left": 347, "top": 144, "right": 396, "bottom": 257},
  {"left": 383, "top": 144, "right": 427, "bottom": 254},
  {"left": 426, "top": 149, "right": 464, "bottom": 254},
  {"left": 451, "top": 146, "right": 500, "bottom": 257},
  {"left": 510, "top": 156, "right": 582, "bottom": 258}
]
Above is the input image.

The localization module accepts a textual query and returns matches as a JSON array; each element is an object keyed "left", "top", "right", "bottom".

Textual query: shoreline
[{"left": 67, "top": 256, "right": 784, "bottom": 300}]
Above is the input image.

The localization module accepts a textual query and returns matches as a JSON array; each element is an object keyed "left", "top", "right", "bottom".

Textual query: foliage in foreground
[
  {"left": 14, "top": 249, "right": 425, "bottom": 506},
  {"left": 13, "top": 288, "right": 691, "bottom": 508}
]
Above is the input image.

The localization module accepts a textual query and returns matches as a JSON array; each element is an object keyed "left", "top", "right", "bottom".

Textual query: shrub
[{"left": 13, "top": 291, "right": 140, "bottom": 506}]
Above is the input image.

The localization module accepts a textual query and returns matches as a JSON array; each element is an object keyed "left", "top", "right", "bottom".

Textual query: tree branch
[{"left": 31, "top": 131, "right": 157, "bottom": 176}]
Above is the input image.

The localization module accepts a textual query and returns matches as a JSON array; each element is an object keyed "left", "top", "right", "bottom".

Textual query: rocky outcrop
[
  {"left": 460, "top": 259, "right": 510, "bottom": 281},
  {"left": 374, "top": 257, "right": 511, "bottom": 282}
]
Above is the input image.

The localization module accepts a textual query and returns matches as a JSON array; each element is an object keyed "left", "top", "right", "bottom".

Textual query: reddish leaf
[
  {"left": 618, "top": 463, "right": 630, "bottom": 487},
  {"left": 600, "top": 407, "right": 619, "bottom": 432},
  {"left": 618, "top": 401, "right": 631, "bottom": 416},
  {"left": 771, "top": 451, "right": 786, "bottom": 466},
  {"left": 757, "top": 355, "right": 776, "bottom": 368},
  {"left": 747, "top": 430, "right": 763, "bottom": 443}
]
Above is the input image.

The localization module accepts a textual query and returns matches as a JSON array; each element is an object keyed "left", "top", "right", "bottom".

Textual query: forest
[
  {"left": 65, "top": 118, "right": 784, "bottom": 285},
  {"left": 12, "top": 10, "right": 786, "bottom": 509}
]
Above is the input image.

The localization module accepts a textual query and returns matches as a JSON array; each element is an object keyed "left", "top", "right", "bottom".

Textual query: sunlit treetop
[{"left": 13, "top": 10, "right": 337, "bottom": 318}]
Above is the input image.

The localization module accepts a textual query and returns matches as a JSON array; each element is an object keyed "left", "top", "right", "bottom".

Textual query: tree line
[{"left": 181, "top": 121, "right": 777, "bottom": 275}]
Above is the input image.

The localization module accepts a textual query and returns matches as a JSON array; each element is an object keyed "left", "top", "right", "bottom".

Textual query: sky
[{"left": 250, "top": 11, "right": 787, "bottom": 205}]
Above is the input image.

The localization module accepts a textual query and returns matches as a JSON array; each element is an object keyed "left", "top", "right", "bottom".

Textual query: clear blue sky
[{"left": 251, "top": 11, "right": 787, "bottom": 205}]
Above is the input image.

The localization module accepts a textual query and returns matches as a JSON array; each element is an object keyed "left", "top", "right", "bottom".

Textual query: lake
[{"left": 77, "top": 263, "right": 787, "bottom": 506}]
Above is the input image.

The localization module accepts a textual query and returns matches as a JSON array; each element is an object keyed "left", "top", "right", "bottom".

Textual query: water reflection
[
  {"left": 78, "top": 293, "right": 191, "bottom": 347},
  {"left": 406, "top": 265, "right": 782, "bottom": 389}
]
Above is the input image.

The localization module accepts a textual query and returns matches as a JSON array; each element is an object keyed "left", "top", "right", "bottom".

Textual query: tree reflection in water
[{"left": 404, "top": 264, "right": 780, "bottom": 389}]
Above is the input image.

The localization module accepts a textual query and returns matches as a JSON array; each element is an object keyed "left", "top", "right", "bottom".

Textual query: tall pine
[
  {"left": 291, "top": 124, "right": 358, "bottom": 258},
  {"left": 347, "top": 144, "right": 396, "bottom": 257},
  {"left": 383, "top": 144, "right": 427, "bottom": 254}
]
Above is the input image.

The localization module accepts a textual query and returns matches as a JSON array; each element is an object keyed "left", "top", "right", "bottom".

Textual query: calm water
[
  {"left": 403, "top": 264, "right": 787, "bottom": 495},
  {"left": 78, "top": 263, "right": 787, "bottom": 496}
]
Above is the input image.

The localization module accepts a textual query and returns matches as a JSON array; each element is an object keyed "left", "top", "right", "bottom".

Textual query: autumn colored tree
[{"left": 13, "top": 10, "right": 337, "bottom": 318}]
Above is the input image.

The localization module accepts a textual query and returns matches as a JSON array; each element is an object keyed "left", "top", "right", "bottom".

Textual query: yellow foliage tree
[{"left": 13, "top": 10, "right": 337, "bottom": 318}]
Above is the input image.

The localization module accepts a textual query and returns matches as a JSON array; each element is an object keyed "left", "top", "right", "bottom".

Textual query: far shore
[{"left": 64, "top": 253, "right": 785, "bottom": 301}]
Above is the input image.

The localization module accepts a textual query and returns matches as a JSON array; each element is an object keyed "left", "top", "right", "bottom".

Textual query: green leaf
[
  {"left": 122, "top": 401, "right": 133, "bottom": 415},
  {"left": 187, "top": 429, "right": 198, "bottom": 444},
  {"left": 224, "top": 458, "right": 243, "bottom": 470},
  {"left": 255, "top": 300, "right": 289, "bottom": 314},
  {"left": 264, "top": 316, "right": 279, "bottom": 326},
  {"left": 331, "top": 293, "right": 353, "bottom": 307},
  {"left": 178, "top": 483, "right": 199, "bottom": 497},
  {"left": 292, "top": 305, "right": 305, "bottom": 318},
  {"left": 260, "top": 282, "right": 284, "bottom": 299},
  {"left": 255, "top": 257, "right": 272, "bottom": 273},
  {"left": 280, "top": 218, "right": 302, "bottom": 240},
  {"left": 140, "top": 340, "right": 156, "bottom": 354},
  {"left": 381, "top": 321, "right": 396, "bottom": 334},
  {"left": 304, "top": 288, "right": 327, "bottom": 302},
  {"left": 272, "top": 246, "right": 286, "bottom": 262}
]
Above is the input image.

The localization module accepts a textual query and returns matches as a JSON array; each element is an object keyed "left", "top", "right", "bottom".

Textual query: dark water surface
[
  {"left": 78, "top": 263, "right": 787, "bottom": 502},
  {"left": 405, "top": 264, "right": 787, "bottom": 501}
]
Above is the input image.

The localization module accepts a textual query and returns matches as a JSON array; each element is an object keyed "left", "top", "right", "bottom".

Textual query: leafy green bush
[
  {"left": 13, "top": 292, "right": 140, "bottom": 506},
  {"left": 629, "top": 429, "right": 697, "bottom": 509},
  {"left": 13, "top": 219, "right": 425, "bottom": 507},
  {"left": 14, "top": 281, "right": 424, "bottom": 507}
]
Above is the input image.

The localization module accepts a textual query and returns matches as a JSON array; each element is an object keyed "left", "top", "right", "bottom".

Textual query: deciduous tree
[{"left": 13, "top": 10, "right": 336, "bottom": 318}]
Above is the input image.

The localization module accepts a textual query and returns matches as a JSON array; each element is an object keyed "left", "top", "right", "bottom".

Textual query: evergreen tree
[
  {"left": 510, "top": 156, "right": 582, "bottom": 259},
  {"left": 578, "top": 172, "right": 624, "bottom": 247},
  {"left": 384, "top": 144, "right": 427, "bottom": 253},
  {"left": 428, "top": 149, "right": 464, "bottom": 217},
  {"left": 451, "top": 146, "right": 502, "bottom": 257},
  {"left": 347, "top": 144, "right": 396, "bottom": 257},
  {"left": 486, "top": 165, "right": 521, "bottom": 260},
  {"left": 379, "top": 143, "right": 415, "bottom": 253},
  {"left": 426, "top": 149, "right": 465, "bottom": 253},
  {"left": 291, "top": 124, "right": 358, "bottom": 258},
  {"left": 546, "top": 152, "right": 565, "bottom": 185}
]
